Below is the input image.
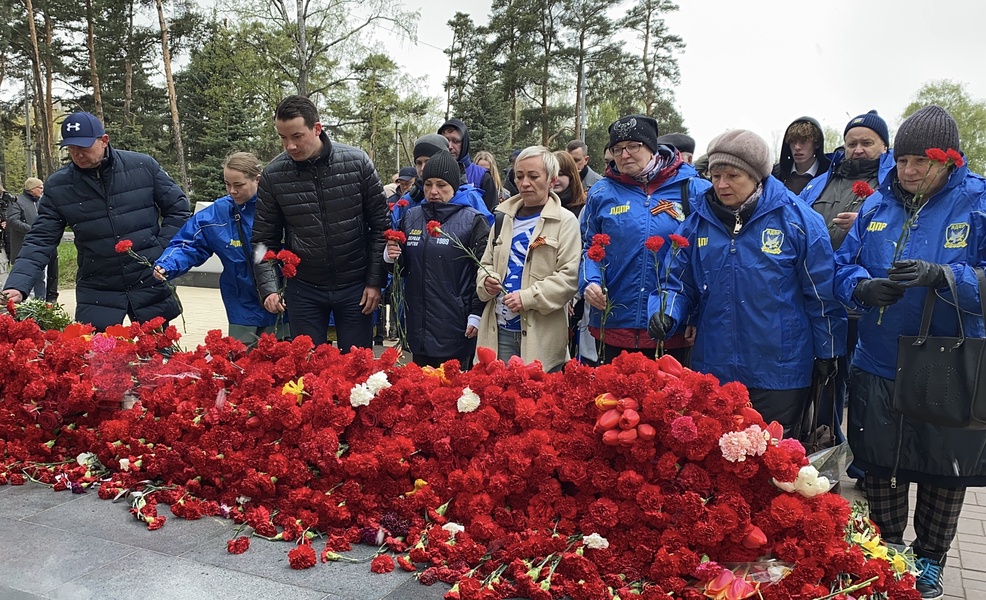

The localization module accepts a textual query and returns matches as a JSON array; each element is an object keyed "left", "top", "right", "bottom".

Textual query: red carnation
[
  {"left": 644, "top": 236, "right": 665, "bottom": 253},
  {"left": 427, "top": 220, "right": 442, "bottom": 237},
  {"left": 227, "top": 536, "right": 251, "bottom": 554},
  {"left": 281, "top": 264, "right": 297, "bottom": 278},
  {"left": 262, "top": 250, "right": 276, "bottom": 261},
  {"left": 591, "top": 233, "right": 611, "bottom": 247},
  {"left": 288, "top": 543, "right": 317, "bottom": 569},
  {"left": 383, "top": 229, "right": 407, "bottom": 244},
  {"left": 668, "top": 233, "right": 689, "bottom": 249},
  {"left": 946, "top": 148, "right": 965, "bottom": 167},
  {"left": 925, "top": 148, "right": 948, "bottom": 163},
  {"left": 397, "top": 198, "right": 409, "bottom": 208},
  {"left": 276, "top": 249, "right": 301, "bottom": 266},
  {"left": 370, "top": 554, "right": 396, "bottom": 573},
  {"left": 114, "top": 240, "right": 133, "bottom": 254},
  {"left": 852, "top": 181, "right": 875, "bottom": 199},
  {"left": 587, "top": 244, "right": 606, "bottom": 262}
]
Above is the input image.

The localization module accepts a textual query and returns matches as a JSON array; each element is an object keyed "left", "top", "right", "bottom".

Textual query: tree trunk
[
  {"left": 23, "top": 0, "right": 54, "bottom": 177},
  {"left": 155, "top": 0, "right": 190, "bottom": 192},
  {"left": 573, "top": 32, "right": 586, "bottom": 141},
  {"left": 123, "top": 0, "right": 134, "bottom": 126},
  {"left": 296, "top": 0, "right": 307, "bottom": 96},
  {"left": 85, "top": 0, "right": 104, "bottom": 120}
]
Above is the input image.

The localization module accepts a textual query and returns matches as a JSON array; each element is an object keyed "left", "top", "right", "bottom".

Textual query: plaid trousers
[{"left": 865, "top": 474, "right": 966, "bottom": 561}]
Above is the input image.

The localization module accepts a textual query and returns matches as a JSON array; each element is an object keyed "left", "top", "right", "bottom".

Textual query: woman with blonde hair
[
  {"left": 474, "top": 150, "right": 509, "bottom": 202},
  {"left": 154, "top": 152, "right": 285, "bottom": 345}
]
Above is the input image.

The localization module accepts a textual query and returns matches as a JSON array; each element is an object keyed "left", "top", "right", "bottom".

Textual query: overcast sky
[{"left": 377, "top": 0, "right": 986, "bottom": 157}]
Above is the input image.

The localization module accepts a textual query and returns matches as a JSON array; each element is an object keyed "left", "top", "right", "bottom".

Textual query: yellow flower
[
  {"left": 890, "top": 552, "right": 909, "bottom": 574},
  {"left": 282, "top": 377, "right": 305, "bottom": 405},
  {"left": 421, "top": 365, "right": 450, "bottom": 384},
  {"left": 857, "top": 535, "right": 888, "bottom": 560},
  {"left": 406, "top": 478, "right": 428, "bottom": 495}
]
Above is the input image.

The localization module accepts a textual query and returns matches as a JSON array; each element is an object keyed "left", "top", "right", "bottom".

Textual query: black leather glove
[
  {"left": 887, "top": 259, "right": 948, "bottom": 288},
  {"left": 647, "top": 312, "right": 675, "bottom": 341},
  {"left": 853, "top": 278, "right": 906, "bottom": 307},
  {"left": 813, "top": 357, "right": 838, "bottom": 383}
]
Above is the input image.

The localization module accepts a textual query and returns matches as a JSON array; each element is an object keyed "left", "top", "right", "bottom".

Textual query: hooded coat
[
  {"left": 833, "top": 162, "right": 986, "bottom": 484},
  {"left": 3, "top": 146, "right": 189, "bottom": 329},
  {"left": 654, "top": 176, "right": 847, "bottom": 390},
  {"left": 771, "top": 116, "right": 831, "bottom": 194},
  {"left": 438, "top": 119, "right": 500, "bottom": 211}
]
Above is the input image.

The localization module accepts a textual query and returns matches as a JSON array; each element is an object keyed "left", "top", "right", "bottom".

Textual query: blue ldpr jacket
[
  {"left": 156, "top": 195, "right": 277, "bottom": 328},
  {"left": 652, "top": 176, "right": 847, "bottom": 389},
  {"left": 579, "top": 160, "right": 711, "bottom": 330},
  {"left": 834, "top": 164, "right": 986, "bottom": 380}
]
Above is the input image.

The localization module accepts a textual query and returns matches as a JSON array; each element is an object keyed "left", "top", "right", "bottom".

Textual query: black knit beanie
[
  {"left": 656, "top": 133, "right": 695, "bottom": 154},
  {"left": 413, "top": 134, "right": 449, "bottom": 159},
  {"left": 894, "top": 105, "right": 960, "bottom": 159},
  {"left": 421, "top": 151, "right": 461, "bottom": 189},
  {"left": 609, "top": 114, "right": 660, "bottom": 154}
]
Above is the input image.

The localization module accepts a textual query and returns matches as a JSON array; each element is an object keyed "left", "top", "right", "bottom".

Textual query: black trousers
[{"left": 749, "top": 387, "right": 811, "bottom": 440}]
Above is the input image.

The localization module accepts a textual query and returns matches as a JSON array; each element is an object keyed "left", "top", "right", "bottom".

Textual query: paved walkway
[{"left": 0, "top": 284, "right": 983, "bottom": 598}]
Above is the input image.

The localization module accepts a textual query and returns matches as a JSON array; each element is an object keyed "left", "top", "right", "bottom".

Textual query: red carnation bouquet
[
  {"left": 115, "top": 239, "right": 185, "bottom": 332},
  {"left": 587, "top": 233, "right": 614, "bottom": 361},
  {"left": 382, "top": 228, "right": 408, "bottom": 350},
  {"left": 260, "top": 248, "right": 301, "bottom": 331}
]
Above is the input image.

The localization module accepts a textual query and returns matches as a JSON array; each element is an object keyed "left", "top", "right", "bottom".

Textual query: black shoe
[{"left": 914, "top": 556, "right": 944, "bottom": 599}]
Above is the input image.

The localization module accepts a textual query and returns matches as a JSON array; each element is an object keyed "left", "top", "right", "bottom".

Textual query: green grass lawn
[{"left": 57, "top": 242, "right": 76, "bottom": 289}]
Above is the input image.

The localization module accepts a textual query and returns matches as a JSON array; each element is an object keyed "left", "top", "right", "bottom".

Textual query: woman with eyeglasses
[{"left": 579, "top": 114, "right": 711, "bottom": 364}]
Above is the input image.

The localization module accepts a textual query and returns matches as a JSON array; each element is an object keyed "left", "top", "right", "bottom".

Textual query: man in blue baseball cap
[{"left": 3, "top": 111, "right": 190, "bottom": 330}]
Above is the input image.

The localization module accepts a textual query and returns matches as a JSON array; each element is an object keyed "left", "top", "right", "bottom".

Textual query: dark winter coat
[
  {"left": 4, "top": 146, "right": 189, "bottom": 329},
  {"left": 398, "top": 196, "right": 490, "bottom": 358},
  {"left": 253, "top": 132, "right": 390, "bottom": 298},
  {"left": 8, "top": 191, "right": 41, "bottom": 261}
]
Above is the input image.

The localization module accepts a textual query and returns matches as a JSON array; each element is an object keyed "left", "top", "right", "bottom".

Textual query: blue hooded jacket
[
  {"left": 652, "top": 176, "right": 847, "bottom": 389},
  {"left": 155, "top": 195, "right": 277, "bottom": 328},
  {"left": 834, "top": 163, "right": 986, "bottom": 379},
  {"left": 579, "top": 156, "right": 711, "bottom": 330}
]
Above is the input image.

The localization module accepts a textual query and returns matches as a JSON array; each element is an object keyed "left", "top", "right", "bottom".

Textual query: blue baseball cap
[
  {"left": 397, "top": 166, "right": 417, "bottom": 181},
  {"left": 60, "top": 112, "right": 106, "bottom": 147}
]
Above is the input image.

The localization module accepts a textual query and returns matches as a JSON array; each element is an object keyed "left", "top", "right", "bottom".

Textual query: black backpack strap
[
  {"left": 492, "top": 211, "right": 506, "bottom": 246},
  {"left": 680, "top": 178, "right": 691, "bottom": 218}
]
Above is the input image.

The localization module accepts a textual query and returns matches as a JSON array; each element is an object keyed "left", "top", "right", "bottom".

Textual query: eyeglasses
[{"left": 611, "top": 142, "right": 644, "bottom": 156}]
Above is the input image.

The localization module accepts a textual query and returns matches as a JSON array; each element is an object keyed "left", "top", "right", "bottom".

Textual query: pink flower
[
  {"left": 743, "top": 425, "right": 768, "bottom": 457},
  {"left": 670, "top": 416, "right": 698, "bottom": 442}
]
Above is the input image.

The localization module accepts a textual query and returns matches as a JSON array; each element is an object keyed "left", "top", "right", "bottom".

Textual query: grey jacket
[{"left": 8, "top": 191, "right": 41, "bottom": 261}]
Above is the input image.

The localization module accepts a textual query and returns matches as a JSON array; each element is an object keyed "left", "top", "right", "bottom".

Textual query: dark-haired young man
[
  {"left": 772, "top": 117, "right": 831, "bottom": 194},
  {"left": 252, "top": 95, "right": 390, "bottom": 351}
]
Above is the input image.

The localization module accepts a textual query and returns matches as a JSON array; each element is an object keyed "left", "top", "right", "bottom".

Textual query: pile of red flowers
[{"left": 0, "top": 314, "right": 917, "bottom": 599}]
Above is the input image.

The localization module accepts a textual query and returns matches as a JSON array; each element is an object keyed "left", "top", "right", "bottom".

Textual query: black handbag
[{"left": 893, "top": 267, "right": 986, "bottom": 429}]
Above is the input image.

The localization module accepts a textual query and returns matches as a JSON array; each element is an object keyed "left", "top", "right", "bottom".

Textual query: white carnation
[
  {"left": 442, "top": 522, "right": 465, "bottom": 536},
  {"left": 118, "top": 458, "right": 131, "bottom": 472},
  {"left": 774, "top": 465, "right": 832, "bottom": 498},
  {"left": 76, "top": 452, "right": 95, "bottom": 467},
  {"left": 365, "top": 371, "right": 392, "bottom": 394},
  {"left": 457, "top": 387, "right": 481, "bottom": 413},
  {"left": 349, "top": 383, "right": 374, "bottom": 407},
  {"left": 583, "top": 533, "right": 609, "bottom": 550}
]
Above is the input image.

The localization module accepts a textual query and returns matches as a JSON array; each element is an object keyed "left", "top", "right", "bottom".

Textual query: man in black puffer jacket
[
  {"left": 253, "top": 95, "right": 389, "bottom": 350},
  {"left": 3, "top": 112, "right": 189, "bottom": 330}
]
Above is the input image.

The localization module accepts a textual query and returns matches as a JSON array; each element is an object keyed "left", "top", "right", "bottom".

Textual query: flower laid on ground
[
  {"left": 349, "top": 370, "right": 391, "bottom": 407},
  {"left": 115, "top": 239, "right": 186, "bottom": 331},
  {"left": 0, "top": 315, "right": 922, "bottom": 599},
  {"left": 1, "top": 297, "right": 73, "bottom": 330},
  {"left": 879, "top": 147, "right": 963, "bottom": 324},
  {"left": 456, "top": 387, "right": 480, "bottom": 413},
  {"left": 227, "top": 536, "right": 250, "bottom": 554}
]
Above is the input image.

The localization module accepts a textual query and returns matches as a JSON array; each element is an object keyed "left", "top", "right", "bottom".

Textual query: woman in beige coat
[{"left": 476, "top": 146, "right": 581, "bottom": 372}]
